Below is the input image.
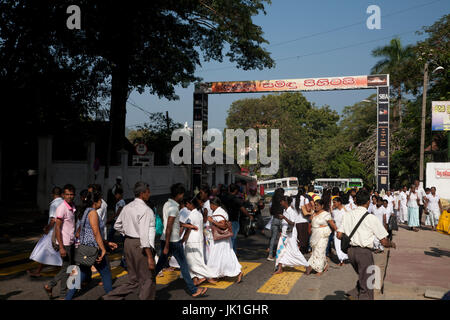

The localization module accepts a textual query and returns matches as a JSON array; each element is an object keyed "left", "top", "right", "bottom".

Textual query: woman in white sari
[
  {"left": 331, "top": 196, "right": 348, "bottom": 266},
  {"left": 206, "top": 197, "right": 243, "bottom": 283},
  {"left": 183, "top": 197, "right": 217, "bottom": 286},
  {"left": 274, "top": 196, "right": 311, "bottom": 275},
  {"left": 306, "top": 198, "right": 337, "bottom": 275}
]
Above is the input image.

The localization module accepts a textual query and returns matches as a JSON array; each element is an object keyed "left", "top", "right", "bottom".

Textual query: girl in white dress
[
  {"left": 183, "top": 198, "right": 218, "bottom": 286},
  {"left": 407, "top": 185, "right": 420, "bottom": 231},
  {"left": 331, "top": 197, "right": 348, "bottom": 265},
  {"left": 425, "top": 187, "right": 443, "bottom": 231},
  {"left": 274, "top": 196, "right": 310, "bottom": 275},
  {"left": 399, "top": 186, "right": 409, "bottom": 224},
  {"left": 371, "top": 197, "right": 387, "bottom": 253},
  {"left": 206, "top": 197, "right": 243, "bottom": 283}
]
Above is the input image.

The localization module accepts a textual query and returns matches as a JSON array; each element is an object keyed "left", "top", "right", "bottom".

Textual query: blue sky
[{"left": 125, "top": 0, "right": 450, "bottom": 131}]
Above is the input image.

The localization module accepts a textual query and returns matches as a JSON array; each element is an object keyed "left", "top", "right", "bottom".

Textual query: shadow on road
[
  {"left": 323, "top": 290, "right": 348, "bottom": 300},
  {"left": 0, "top": 290, "right": 22, "bottom": 300},
  {"left": 424, "top": 247, "right": 450, "bottom": 258}
]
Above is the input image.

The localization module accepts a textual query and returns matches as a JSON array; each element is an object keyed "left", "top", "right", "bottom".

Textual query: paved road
[{"left": 0, "top": 210, "right": 447, "bottom": 300}]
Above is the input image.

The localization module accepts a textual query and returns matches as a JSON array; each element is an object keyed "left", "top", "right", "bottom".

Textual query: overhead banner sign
[
  {"left": 431, "top": 101, "right": 450, "bottom": 131},
  {"left": 195, "top": 74, "right": 388, "bottom": 94}
]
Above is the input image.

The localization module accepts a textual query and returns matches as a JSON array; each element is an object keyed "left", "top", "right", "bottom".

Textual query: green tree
[{"left": 371, "top": 38, "right": 415, "bottom": 128}]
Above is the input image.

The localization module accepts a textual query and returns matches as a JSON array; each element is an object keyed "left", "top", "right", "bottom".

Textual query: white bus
[
  {"left": 258, "top": 177, "right": 299, "bottom": 197},
  {"left": 313, "top": 178, "right": 363, "bottom": 191}
]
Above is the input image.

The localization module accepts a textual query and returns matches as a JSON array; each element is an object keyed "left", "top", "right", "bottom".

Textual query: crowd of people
[{"left": 26, "top": 177, "right": 447, "bottom": 300}]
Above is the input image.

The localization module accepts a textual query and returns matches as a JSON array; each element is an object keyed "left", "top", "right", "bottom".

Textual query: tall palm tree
[{"left": 371, "top": 38, "right": 414, "bottom": 128}]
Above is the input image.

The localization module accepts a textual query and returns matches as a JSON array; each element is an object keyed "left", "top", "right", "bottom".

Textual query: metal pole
[{"left": 419, "top": 62, "right": 429, "bottom": 184}]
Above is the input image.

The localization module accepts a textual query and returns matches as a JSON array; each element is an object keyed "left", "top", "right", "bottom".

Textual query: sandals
[
  {"left": 236, "top": 272, "right": 244, "bottom": 283},
  {"left": 192, "top": 287, "right": 208, "bottom": 297}
]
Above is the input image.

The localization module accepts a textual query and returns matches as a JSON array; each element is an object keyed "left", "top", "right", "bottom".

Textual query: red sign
[
  {"left": 435, "top": 169, "right": 450, "bottom": 178},
  {"left": 135, "top": 143, "right": 148, "bottom": 156}
]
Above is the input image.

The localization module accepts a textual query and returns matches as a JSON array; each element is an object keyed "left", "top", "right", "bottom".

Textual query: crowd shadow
[
  {"left": 424, "top": 247, "right": 450, "bottom": 258},
  {"left": 0, "top": 290, "right": 22, "bottom": 300},
  {"left": 323, "top": 290, "right": 348, "bottom": 300}
]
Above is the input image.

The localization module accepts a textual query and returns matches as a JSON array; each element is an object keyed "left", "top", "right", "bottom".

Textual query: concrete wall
[{"left": 37, "top": 136, "right": 240, "bottom": 212}]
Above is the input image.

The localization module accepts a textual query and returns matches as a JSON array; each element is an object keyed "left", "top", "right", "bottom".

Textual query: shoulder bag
[
  {"left": 341, "top": 211, "right": 369, "bottom": 254},
  {"left": 74, "top": 211, "right": 99, "bottom": 267},
  {"left": 211, "top": 215, "right": 233, "bottom": 241},
  {"left": 388, "top": 214, "right": 398, "bottom": 231}
]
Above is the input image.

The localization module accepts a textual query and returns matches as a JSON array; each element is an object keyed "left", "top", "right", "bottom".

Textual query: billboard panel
[
  {"left": 195, "top": 75, "right": 388, "bottom": 94},
  {"left": 431, "top": 101, "right": 450, "bottom": 131}
]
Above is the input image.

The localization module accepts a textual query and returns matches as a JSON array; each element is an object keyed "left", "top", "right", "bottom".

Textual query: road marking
[
  {"left": 0, "top": 261, "right": 39, "bottom": 276},
  {"left": 200, "top": 262, "right": 261, "bottom": 289},
  {"left": 0, "top": 253, "right": 30, "bottom": 265},
  {"left": 257, "top": 266, "right": 306, "bottom": 295},
  {"left": 89, "top": 266, "right": 181, "bottom": 285},
  {"left": 92, "top": 266, "right": 128, "bottom": 280}
]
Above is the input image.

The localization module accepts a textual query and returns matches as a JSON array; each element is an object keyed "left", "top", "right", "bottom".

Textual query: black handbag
[
  {"left": 74, "top": 211, "right": 99, "bottom": 267},
  {"left": 388, "top": 214, "right": 398, "bottom": 231},
  {"left": 341, "top": 211, "right": 369, "bottom": 254}
]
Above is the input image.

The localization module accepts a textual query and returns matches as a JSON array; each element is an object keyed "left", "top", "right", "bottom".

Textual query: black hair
[
  {"left": 170, "top": 183, "right": 185, "bottom": 198},
  {"left": 63, "top": 184, "right": 75, "bottom": 193},
  {"left": 333, "top": 196, "right": 342, "bottom": 204},
  {"left": 315, "top": 198, "right": 325, "bottom": 207},
  {"left": 425, "top": 187, "right": 431, "bottom": 192},
  {"left": 210, "top": 196, "right": 222, "bottom": 207},
  {"left": 270, "top": 188, "right": 285, "bottom": 216},
  {"left": 229, "top": 183, "right": 239, "bottom": 193},
  {"left": 191, "top": 196, "right": 202, "bottom": 209},
  {"left": 383, "top": 199, "right": 388, "bottom": 204},
  {"left": 88, "top": 184, "right": 102, "bottom": 193},
  {"left": 341, "top": 193, "right": 350, "bottom": 205},
  {"left": 81, "top": 190, "right": 102, "bottom": 215},
  {"left": 294, "top": 187, "right": 305, "bottom": 211},
  {"left": 114, "top": 187, "right": 123, "bottom": 195},
  {"left": 280, "top": 195, "right": 293, "bottom": 206},
  {"left": 321, "top": 188, "right": 331, "bottom": 212},
  {"left": 200, "top": 183, "right": 211, "bottom": 195},
  {"left": 79, "top": 189, "right": 89, "bottom": 202},
  {"left": 356, "top": 189, "right": 371, "bottom": 206},
  {"left": 52, "top": 186, "right": 62, "bottom": 196},
  {"left": 331, "top": 187, "right": 340, "bottom": 196},
  {"left": 308, "top": 185, "right": 315, "bottom": 193}
]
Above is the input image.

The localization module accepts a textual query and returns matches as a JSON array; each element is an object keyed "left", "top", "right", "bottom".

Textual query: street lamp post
[{"left": 419, "top": 61, "right": 428, "bottom": 186}]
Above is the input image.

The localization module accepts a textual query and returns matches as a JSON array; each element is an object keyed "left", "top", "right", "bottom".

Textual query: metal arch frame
[{"left": 192, "top": 74, "right": 390, "bottom": 192}]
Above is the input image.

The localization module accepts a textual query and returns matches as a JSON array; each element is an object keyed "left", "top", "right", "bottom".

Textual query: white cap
[{"left": 117, "top": 176, "right": 122, "bottom": 180}]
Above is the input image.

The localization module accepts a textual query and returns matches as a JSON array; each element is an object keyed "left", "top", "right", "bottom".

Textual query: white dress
[
  {"left": 399, "top": 192, "right": 408, "bottom": 223},
  {"left": 29, "top": 198, "right": 63, "bottom": 266},
  {"left": 371, "top": 206, "right": 386, "bottom": 251},
  {"left": 332, "top": 208, "right": 348, "bottom": 263},
  {"left": 184, "top": 209, "right": 217, "bottom": 279},
  {"left": 206, "top": 207, "right": 242, "bottom": 278},
  {"left": 425, "top": 194, "right": 441, "bottom": 227},
  {"left": 275, "top": 207, "right": 309, "bottom": 268},
  {"left": 203, "top": 200, "right": 214, "bottom": 264}
]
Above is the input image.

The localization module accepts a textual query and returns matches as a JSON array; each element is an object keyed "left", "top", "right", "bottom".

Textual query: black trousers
[
  {"left": 347, "top": 247, "right": 375, "bottom": 300},
  {"left": 419, "top": 205, "right": 424, "bottom": 226}
]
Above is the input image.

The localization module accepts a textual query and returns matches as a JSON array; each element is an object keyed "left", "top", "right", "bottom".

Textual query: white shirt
[
  {"left": 114, "top": 198, "right": 156, "bottom": 249},
  {"left": 161, "top": 198, "right": 181, "bottom": 242},
  {"left": 338, "top": 206, "right": 388, "bottom": 249},
  {"left": 416, "top": 186, "right": 426, "bottom": 205},
  {"left": 49, "top": 197, "right": 64, "bottom": 224},
  {"left": 383, "top": 195, "right": 395, "bottom": 214},
  {"left": 400, "top": 191, "right": 408, "bottom": 207},
  {"left": 393, "top": 193, "right": 399, "bottom": 210},
  {"left": 179, "top": 207, "right": 191, "bottom": 239},
  {"left": 426, "top": 194, "right": 441, "bottom": 212},
  {"left": 97, "top": 199, "right": 108, "bottom": 240},
  {"left": 348, "top": 196, "right": 357, "bottom": 210},
  {"left": 407, "top": 191, "right": 419, "bottom": 208},
  {"left": 332, "top": 207, "right": 346, "bottom": 230},
  {"left": 281, "top": 207, "right": 297, "bottom": 237},
  {"left": 371, "top": 205, "right": 386, "bottom": 225},
  {"left": 291, "top": 196, "right": 309, "bottom": 223},
  {"left": 185, "top": 209, "right": 204, "bottom": 244},
  {"left": 115, "top": 199, "right": 126, "bottom": 214}
]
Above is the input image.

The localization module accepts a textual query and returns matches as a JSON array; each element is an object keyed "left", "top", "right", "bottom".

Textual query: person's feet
[
  {"left": 272, "top": 267, "right": 283, "bottom": 275},
  {"left": 236, "top": 272, "right": 243, "bottom": 283},
  {"left": 266, "top": 255, "right": 274, "bottom": 261},
  {"left": 207, "top": 278, "right": 217, "bottom": 284},
  {"left": 194, "top": 278, "right": 206, "bottom": 286},
  {"left": 305, "top": 266, "right": 313, "bottom": 275},
  {"left": 192, "top": 287, "right": 208, "bottom": 297},
  {"left": 43, "top": 284, "right": 52, "bottom": 298}
]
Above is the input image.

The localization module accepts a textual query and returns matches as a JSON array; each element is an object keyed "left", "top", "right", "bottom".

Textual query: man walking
[
  {"left": 222, "top": 183, "right": 254, "bottom": 254},
  {"left": 337, "top": 189, "right": 396, "bottom": 300},
  {"left": 155, "top": 183, "right": 207, "bottom": 297},
  {"left": 102, "top": 182, "right": 156, "bottom": 300},
  {"left": 414, "top": 180, "right": 426, "bottom": 229},
  {"left": 44, "top": 184, "right": 76, "bottom": 299}
]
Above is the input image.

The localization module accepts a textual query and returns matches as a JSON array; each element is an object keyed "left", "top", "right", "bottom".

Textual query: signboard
[
  {"left": 132, "top": 155, "right": 151, "bottom": 167},
  {"left": 431, "top": 101, "right": 450, "bottom": 131},
  {"left": 195, "top": 74, "right": 388, "bottom": 94},
  {"left": 135, "top": 143, "right": 148, "bottom": 156},
  {"left": 426, "top": 162, "right": 450, "bottom": 201},
  {"left": 377, "top": 86, "right": 389, "bottom": 191}
]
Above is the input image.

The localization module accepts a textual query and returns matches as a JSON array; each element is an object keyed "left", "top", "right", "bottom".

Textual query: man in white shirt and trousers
[
  {"left": 102, "top": 182, "right": 156, "bottom": 300},
  {"left": 414, "top": 180, "right": 426, "bottom": 229},
  {"left": 337, "top": 189, "right": 396, "bottom": 300}
]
